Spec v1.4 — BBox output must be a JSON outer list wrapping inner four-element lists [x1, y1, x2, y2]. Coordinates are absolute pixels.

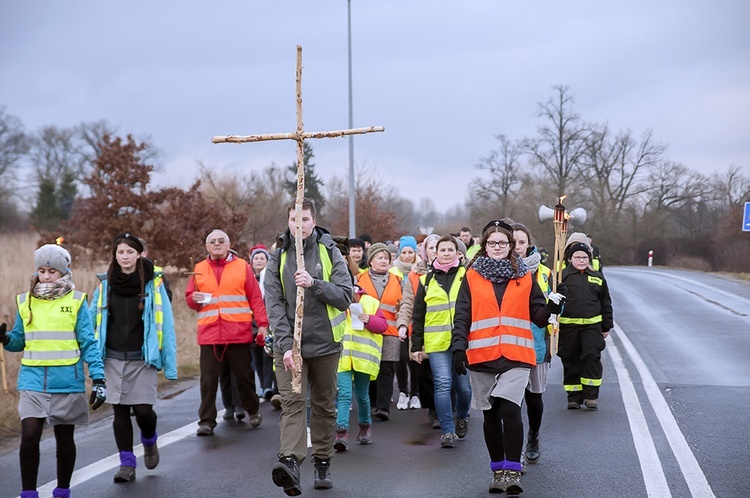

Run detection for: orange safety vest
[[194, 258, 253, 329], [357, 270, 403, 337], [465, 269, 535, 366]]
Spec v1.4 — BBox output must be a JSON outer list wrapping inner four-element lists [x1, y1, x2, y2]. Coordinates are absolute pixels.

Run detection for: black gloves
[[90, 379, 107, 410], [453, 350, 468, 376], [546, 296, 565, 315], [0, 322, 8, 345]]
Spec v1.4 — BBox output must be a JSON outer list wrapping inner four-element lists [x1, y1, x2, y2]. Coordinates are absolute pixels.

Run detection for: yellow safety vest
[[338, 294, 382, 379], [279, 243, 347, 342], [17, 290, 85, 366], [420, 267, 465, 353], [95, 280, 165, 350]]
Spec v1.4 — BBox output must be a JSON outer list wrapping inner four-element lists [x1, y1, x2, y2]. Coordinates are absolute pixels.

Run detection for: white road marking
[[607, 331, 672, 497], [34, 410, 225, 497], [613, 320, 716, 497]]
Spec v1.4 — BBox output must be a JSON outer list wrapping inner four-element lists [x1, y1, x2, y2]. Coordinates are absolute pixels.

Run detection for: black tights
[[524, 390, 544, 434], [482, 397, 524, 463], [20, 418, 75, 491], [112, 404, 157, 452]]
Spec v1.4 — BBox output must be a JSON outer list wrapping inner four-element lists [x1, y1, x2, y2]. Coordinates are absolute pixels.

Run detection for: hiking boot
[[356, 423, 372, 445], [567, 400, 581, 410], [272, 454, 301, 496], [396, 392, 409, 410], [334, 426, 349, 452], [408, 395, 421, 409], [222, 407, 235, 420], [235, 407, 246, 421], [440, 432, 457, 448], [248, 411, 262, 427], [196, 424, 214, 436], [143, 442, 159, 470], [504, 470, 523, 496], [373, 408, 389, 421], [489, 470, 506, 493], [270, 394, 282, 410], [312, 456, 333, 489], [584, 399, 598, 410], [456, 418, 469, 438], [113, 465, 136, 483], [525, 431, 540, 463]]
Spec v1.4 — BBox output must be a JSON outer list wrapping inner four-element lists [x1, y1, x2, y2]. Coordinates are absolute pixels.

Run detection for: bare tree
[[199, 161, 291, 249], [469, 134, 528, 220], [525, 85, 593, 197], [0, 108, 29, 230]]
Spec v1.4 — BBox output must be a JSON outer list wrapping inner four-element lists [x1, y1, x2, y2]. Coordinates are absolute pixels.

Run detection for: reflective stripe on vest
[[338, 294, 382, 379], [420, 267, 465, 353], [18, 290, 85, 367], [357, 270, 402, 337], [465, 270, 535, 366], [559, 315, 602, 325], [194, 258, 253, 328], [280, 243, 347, 342]]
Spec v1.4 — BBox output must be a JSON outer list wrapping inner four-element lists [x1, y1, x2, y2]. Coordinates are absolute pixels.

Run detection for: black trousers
[[199, 343, 258, 427], [558, 324, 606, 400]]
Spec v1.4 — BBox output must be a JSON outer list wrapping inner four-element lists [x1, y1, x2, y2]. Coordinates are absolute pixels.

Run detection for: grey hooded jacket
[[264, 226, 352, 359]]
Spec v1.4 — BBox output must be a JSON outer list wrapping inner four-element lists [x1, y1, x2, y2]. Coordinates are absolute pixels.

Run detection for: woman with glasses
[[451, 220, 562, 496], [558, 242, 613, 411]]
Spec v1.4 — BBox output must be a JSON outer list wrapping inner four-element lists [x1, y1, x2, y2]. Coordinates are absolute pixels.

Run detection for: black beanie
[[567, 242, 592, 260]]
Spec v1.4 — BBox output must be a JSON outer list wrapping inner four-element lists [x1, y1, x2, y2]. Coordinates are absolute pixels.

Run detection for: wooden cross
[[212, 45, 384, 393]]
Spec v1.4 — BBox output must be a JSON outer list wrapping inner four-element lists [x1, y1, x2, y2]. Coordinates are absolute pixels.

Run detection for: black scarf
[[109, 258, 154, 297], [471, 254, 529, 284]]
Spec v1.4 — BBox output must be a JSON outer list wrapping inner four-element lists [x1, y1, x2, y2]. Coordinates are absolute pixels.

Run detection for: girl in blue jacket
[[90, 233, 177, 484], [1, 244, 106, 498]]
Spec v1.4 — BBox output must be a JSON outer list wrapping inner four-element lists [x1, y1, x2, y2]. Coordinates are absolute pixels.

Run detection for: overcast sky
[[2, 1, 749, 214]]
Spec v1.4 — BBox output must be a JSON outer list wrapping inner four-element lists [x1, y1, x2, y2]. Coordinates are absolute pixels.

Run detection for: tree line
[[1, 85, 748, 272]]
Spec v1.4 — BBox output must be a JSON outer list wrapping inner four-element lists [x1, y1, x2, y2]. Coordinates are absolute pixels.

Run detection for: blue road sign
[[744, 202, 750, 232]]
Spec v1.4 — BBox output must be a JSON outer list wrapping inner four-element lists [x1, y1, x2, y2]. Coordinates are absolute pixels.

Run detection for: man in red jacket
[[185, 229, 269, 436]]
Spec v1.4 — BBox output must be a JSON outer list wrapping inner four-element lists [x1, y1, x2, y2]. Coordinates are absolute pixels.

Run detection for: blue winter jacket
[[5, 296, 105, 393], [90, 277, 178, 380]]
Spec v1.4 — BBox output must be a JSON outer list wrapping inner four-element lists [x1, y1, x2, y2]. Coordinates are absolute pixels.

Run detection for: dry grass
[[0, 232, 200, 440]]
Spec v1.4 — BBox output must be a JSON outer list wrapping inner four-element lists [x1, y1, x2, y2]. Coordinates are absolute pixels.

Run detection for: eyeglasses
[[572, 256, 589, 261], [208, 238, 227, 245], [486, 240, 509, 248]]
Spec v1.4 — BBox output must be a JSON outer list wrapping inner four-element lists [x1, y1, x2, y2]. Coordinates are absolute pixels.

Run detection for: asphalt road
[[0, 266, 748, 497]]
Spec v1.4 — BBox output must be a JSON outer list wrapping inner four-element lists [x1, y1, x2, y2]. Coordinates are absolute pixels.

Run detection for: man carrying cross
[[265, 198, 352, 495]]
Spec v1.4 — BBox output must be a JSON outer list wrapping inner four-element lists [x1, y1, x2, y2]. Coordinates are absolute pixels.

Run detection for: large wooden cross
[[212, 45, 384, 393]]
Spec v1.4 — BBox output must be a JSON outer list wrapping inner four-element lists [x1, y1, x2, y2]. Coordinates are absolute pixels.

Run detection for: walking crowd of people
[[1, 198, 612, 497]]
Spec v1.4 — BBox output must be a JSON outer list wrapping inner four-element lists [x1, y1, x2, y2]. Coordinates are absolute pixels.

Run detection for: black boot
[[312, 456, 332, 489], [271, 454, 301, 496], [525, 431, 540, 463]]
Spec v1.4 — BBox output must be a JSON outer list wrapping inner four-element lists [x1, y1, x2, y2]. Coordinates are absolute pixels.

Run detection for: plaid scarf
[[32, 273, 76, 300], [471, 254, 529, 284]]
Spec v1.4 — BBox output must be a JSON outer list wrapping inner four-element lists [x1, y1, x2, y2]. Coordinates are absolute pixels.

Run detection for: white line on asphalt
[[613, 320, 716, 498], [607, 330, 672, 497], [34, 411, 222, 497]]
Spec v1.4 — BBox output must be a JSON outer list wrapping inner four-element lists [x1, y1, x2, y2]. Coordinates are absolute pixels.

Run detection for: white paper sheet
[[349, 303, 365, 330]]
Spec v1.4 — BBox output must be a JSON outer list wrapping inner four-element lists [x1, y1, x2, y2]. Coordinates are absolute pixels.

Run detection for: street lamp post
[[347, 0, 356, 238]]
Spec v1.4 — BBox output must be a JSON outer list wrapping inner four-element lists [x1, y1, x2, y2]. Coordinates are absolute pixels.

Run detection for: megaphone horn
[[568, 207, 587, 227], [538, 205, 555, 223]]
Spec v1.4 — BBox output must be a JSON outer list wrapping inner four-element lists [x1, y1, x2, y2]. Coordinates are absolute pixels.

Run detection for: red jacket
[[185, 254, 268, 345]]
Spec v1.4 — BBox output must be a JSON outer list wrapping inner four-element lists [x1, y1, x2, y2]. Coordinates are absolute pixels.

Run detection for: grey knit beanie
[[34, 244, 71, 275]]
